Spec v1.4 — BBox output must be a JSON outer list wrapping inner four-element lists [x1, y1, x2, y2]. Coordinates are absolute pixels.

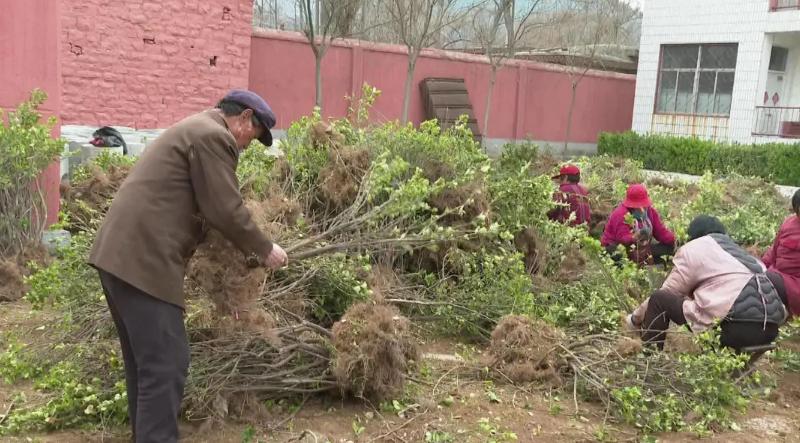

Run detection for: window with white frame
[[655, 44, 738, 116]]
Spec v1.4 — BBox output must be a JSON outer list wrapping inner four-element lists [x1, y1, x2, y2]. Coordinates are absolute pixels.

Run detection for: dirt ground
[[2, 302, 800, 443]]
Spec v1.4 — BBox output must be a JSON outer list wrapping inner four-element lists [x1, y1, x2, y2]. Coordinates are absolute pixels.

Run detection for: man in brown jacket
[[89, 90, 287, 443]]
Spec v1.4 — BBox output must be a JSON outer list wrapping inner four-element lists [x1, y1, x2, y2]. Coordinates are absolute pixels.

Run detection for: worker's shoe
[[621, 313, 641, 338]]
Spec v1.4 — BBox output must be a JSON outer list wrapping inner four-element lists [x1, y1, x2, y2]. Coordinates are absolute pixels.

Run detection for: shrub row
[[597, 131, 800, 186]]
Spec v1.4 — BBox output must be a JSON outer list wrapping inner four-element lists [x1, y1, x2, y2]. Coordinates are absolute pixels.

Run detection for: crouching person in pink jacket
[[627, 215, 788, 350]]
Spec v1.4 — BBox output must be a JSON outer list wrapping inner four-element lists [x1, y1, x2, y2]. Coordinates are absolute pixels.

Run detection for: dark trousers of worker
[[98, 270, 189, 443], [641, 286, 782, 351], [606, 242, 675, 266]]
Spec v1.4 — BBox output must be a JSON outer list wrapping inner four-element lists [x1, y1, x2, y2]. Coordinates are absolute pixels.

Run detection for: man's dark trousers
[[99, 270, 189, 443]]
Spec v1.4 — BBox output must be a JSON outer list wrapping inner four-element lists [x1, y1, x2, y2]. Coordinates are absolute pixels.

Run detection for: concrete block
[[127, 142, 146, 157], [42, 229, 71, 255]]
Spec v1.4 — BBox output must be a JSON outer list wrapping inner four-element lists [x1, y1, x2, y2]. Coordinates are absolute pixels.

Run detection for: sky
[[269, 0, 646, 11], [262, 0, 646, 23], [624, 0, 644, 10]]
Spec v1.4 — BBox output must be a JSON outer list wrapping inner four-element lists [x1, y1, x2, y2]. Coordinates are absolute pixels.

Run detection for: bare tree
[[515, 1, 640, 54], [472, 0, 546, 137], [253, 0, 282, 28], [556, 0, 639, 153], [385, 0, 476, 124], [298, 0, 362, 110]]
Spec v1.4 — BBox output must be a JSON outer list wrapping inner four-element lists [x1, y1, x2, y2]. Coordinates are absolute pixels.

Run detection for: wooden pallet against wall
[[419, 78, 482, 143]]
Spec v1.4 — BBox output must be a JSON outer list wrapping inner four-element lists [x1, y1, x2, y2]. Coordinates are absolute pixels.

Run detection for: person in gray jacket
[[627, 215, 788, 350]]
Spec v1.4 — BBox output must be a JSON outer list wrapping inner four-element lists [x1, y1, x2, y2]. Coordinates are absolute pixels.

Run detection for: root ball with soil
[[331, 302, 419, 401]]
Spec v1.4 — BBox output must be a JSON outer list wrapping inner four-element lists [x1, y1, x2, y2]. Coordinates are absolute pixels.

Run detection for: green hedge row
[[597, 131, 800, 186]]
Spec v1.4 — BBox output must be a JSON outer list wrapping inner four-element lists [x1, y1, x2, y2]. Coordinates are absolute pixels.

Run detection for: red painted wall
[[60, 0, 254, 128], [249, 29, 635, 143], [2, 2, 633, 227], [55, 4, 633, 144], [1, 0, 62, 225]]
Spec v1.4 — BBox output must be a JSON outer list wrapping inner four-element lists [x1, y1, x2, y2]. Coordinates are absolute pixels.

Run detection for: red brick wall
[[1, 0, 63, 225], [61, 0, 253, 128]]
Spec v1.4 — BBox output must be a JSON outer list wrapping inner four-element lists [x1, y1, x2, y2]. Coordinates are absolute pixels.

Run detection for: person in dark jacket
[[626, 215, 788, 350], [763, 189, 800, 318], [548, 164, 591, 226], [601, 183, 676, 265], [89, 90, 287, 443]]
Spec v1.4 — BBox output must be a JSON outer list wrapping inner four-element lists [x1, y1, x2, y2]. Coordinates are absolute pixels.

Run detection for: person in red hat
[[601, 183, 675, 265], [547, 164, 591, 226]]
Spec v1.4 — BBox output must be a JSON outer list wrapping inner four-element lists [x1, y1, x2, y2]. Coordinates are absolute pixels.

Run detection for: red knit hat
[[622, 183, 652, 208], [551, 164, 580, 179]]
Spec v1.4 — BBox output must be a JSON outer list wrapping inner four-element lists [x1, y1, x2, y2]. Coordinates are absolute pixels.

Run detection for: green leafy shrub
[[772, 319, 800, 371], [598, 131, 800, 186], [365, 117, 487, 182], [0, 351, 126, 435], [489, 146, 555, 232], [0, 339, 43, 383], [283, 84, 381, 185], [493, 142, 539, 172], [568, 151, 785, 248], [773, 349, 800, 372], [611, 331, 751, 436], [535, 281, 624, 334], [363, 151, 448, 219], [237, 142, 277, 199], [660, 172, 785, 246], [423, 250, 534, 340], [489, 141, 593, 279], [573, 154, 645, 215], [346, 83, 382, 129], [25, 232, 103, 311], [70, 150, 136, 183], [576, 154, 645, 187], [2, 226, 125, 435], [306, 254, 371, 326], [533, 236, 649, 333], [281, 110, 333, 192], [0, 89, 65, 255]]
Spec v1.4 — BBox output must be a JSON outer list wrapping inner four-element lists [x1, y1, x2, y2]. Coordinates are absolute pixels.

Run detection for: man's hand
[[263, 243, 288, 270]]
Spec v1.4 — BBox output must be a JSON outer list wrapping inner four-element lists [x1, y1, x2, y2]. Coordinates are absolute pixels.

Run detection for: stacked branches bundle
[[1, 89, 790, 436], [486, 315, 755, 435], [3, 104, 501, 430]]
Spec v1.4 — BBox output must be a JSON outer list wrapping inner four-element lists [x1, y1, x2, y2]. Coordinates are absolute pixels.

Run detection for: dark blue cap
[[222, 89, 276, 146]]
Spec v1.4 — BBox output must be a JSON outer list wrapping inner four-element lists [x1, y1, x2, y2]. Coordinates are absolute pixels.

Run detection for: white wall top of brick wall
[[61, 125, 164, 146]]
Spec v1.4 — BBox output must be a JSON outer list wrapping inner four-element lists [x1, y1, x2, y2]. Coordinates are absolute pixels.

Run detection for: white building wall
[[770, 33, 800, 105], [632, 0, 800, 145], [787, 47, 800, 104], [766, 8, 800, 33]]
